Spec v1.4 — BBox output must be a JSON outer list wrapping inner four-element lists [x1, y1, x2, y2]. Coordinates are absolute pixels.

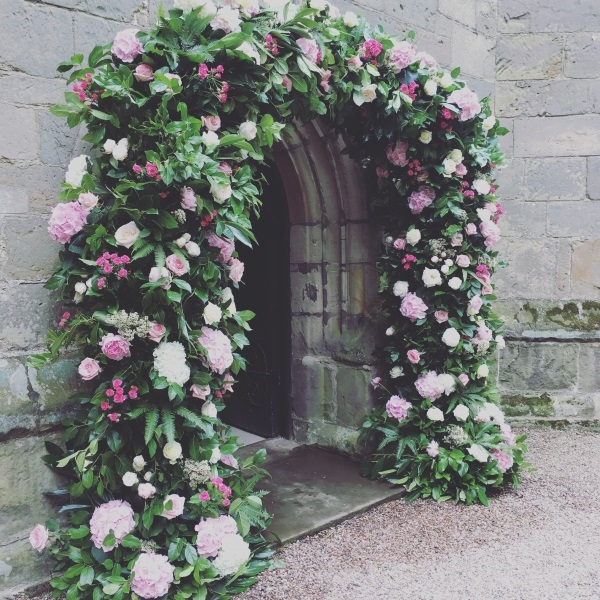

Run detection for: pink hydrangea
[[415, 371, 445, 401], [180, 187, 197, 210], [479, 220, 501, 249], [111, 29, 143, 63], [229, 258, 244, 283], [407, 349, 421, 364], [447, 87, 482, 121], [408, 186, 435, 214], [297, 37, 320, 63], [386, 41, 417, 73], [400, 293, 428, 321], [491, 449, 514, 473], [89, 500, 135, 551], [131, 553, 175, 599], [48, 202, 87, 244], [426, 440, 439, 457], [362, 39, 383, 59], [386, 140, 409, 167], [100, 333, 131, 361], [162, 494, 185, 520], [199, 326, 234, 374], [386, 395, 412, 421], [206, 231, 235, 263], [195, 515, 238, 557]]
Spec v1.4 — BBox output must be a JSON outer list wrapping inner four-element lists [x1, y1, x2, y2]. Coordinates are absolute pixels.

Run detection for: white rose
[[103, 139, 117, 154], [482, 115, 496, 131], [176, 233, 191, 247], [361, 83, 377, 103], [114, 221, 140, 248], [441, 265, 450, 274], [74, 281, 87, 294], [385, 326, 395, 336], [423, 79, 437, 96], [422, 268, 442, 288], [238, 121, 258, 141], [210, 447, 222, 464], [163, 442, 182, 464], [309, 0, 326, 10], [437, 373, 456, 395], [202, 130, 220, 147], [203, 302, 222, 325], [431, 256, 439, 263], [85, 278, 93, 288], [390, 366, 403, 379], [467, 444, 489, 463], [184, 241, 200, 257], [201, 401, 218, 418], [477, 208, 492, 221], [443, 158, 457, 176], [476, 364, 490, 378], [426, 407, 444, 422], [445, 259, 453, 266], [221, 287, 237, 314], [448, 277, 462, 290], [472, 179, 491, 195], [210, 182, 232, 203], [419, 130, 432, 144], [495, 335, 506, 349], [65, 154, 89, 187], [439, 71, 453, 88], [138, 482, 156, 499], [406, 229, 421, 245], [393, 281, 409, 298], [449, 149, 463, 163], [442, 327, 461, 347], [132, 455, 146, 472], [111, 141, 128, 161], [122, 472, 138, 487], [144, 471, 153, 482], [237, 41, 260, 64], [453, 404, 470, 421], [343, 11, 358, 27]]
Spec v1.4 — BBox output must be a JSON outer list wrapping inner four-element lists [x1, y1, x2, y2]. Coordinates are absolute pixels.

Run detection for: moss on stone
[[501, 393, 554, 417]]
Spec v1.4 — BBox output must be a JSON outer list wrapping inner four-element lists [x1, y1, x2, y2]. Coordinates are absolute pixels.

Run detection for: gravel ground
[[16, 428, 600, 600]]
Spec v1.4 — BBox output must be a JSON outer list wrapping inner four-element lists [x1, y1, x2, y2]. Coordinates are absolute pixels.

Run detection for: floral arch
[[28, 0, 527, 598]]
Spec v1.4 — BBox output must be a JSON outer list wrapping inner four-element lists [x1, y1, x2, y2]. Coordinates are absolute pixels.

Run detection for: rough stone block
[[476, 0, 498, 36], [572, 240, 600, 297], [438, 0, 477, 29], [335, 365, 375, 428], [73, 12, 133, 67], [290, 225, 322, 264], [38, 112, 82, 167], [556, 394, 597, 419], [0, 162, 64, 213], [588, 157, 600, 200], [498, 342, 579, 392], [514, 115, 600, 157], [546, 201, 600, 237], [495, 158, 525, 199], [0, 106, 38, 161], [0, 74, 66, 107], [451, 25, 496, 79], [346, 263, 379, 316], [0, 537, 53, 595], [0, 357, 36, 436], [345, 222, 379, 264], [291, 315, 324, 359], [290, 268, 323, 315], [0, 187, 29, 214], [38, 0, 147, 22], [496, 34, 563, 80], [382, 0, 439, 31], [290, 356, 327, 420], [577, 344, 600, 393], [0, 216, 59, 280], [497, 199, 546, 238], [500, 392, 556, 417], [565, 33, 600, 79], [524, 158, 586, 201]]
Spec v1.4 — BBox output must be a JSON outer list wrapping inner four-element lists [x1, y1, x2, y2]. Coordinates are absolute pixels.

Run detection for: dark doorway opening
[[222, 164, 291, 439]]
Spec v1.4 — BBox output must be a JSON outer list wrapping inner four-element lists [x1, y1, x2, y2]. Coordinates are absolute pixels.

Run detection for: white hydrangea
[[392, 280, 409, 298], [422, 267, 442, 288], [65, 155, 89, 187], [153, 341, 191, 386], [212, 534, 251, 577]]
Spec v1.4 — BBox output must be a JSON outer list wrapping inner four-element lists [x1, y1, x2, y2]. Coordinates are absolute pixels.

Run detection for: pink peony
[[165, 254, 189, 276], [148, 323, 166, 343], [162, 494, 185, 520], [297, 37, 320, 63], [480, 220, 501, 248], [190, 384, 210, 399], [447, 87, 482, 121], [475, 323, 493, 342], [386, 395, 412, 421], [434, 310, 449, 323], [229, 258, 244, 283], [491, 449, 514, 473], [407, 349, 421, 364], [111, 29, 143, 63], [458, 373, 469, 385], [134, 64, 154, 82], [78, 357, 102, 380], [206, 231, 235, 263], [465, 222, 477, 236], [100, 334, 131, 361], [131, 553, 175, 599], [195, 515, 238, 557], [408, 186, 435, 214], [48, 202, 87, 244], [89, 500, 135, 551], [456, 254, 470, 268], [199, 326, 234, 374], [400, 293, 428, 321], [386, 140, 409, 167], [426, 440, 439, 458], [29, 524, 49, 552], [78, 192, 99, 213], [415, 371, 445, 401], [202, 115, 221, 131], [180, 187, 197, 210], [387, 41, 417, 73]]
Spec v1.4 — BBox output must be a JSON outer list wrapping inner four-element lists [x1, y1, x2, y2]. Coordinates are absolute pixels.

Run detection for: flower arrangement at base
[[29, 0, 527, 596]]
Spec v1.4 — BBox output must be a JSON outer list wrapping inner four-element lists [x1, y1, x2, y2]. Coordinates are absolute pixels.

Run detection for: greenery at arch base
[[29, 0, 528, 597]]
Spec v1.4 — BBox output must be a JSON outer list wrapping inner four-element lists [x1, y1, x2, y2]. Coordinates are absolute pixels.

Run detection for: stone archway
[[274, 121, 382, 454]]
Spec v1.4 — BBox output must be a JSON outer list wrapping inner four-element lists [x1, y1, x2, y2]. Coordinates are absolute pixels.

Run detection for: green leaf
[[161, 409, 176, 443], [145, 407, 160, 445]]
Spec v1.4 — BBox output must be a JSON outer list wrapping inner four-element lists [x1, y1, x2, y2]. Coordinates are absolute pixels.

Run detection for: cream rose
[[448, 277, 462, 290], [419, 130, 432, 144], [453, 404, 470, 421], [361, 83, 377, 103], [426, 407, 444, 422], [393, 280, 409, 298], [343, 11, 358, 27], [114, 221, 140, 248], [210, 182, 233, 203], [203, 302, 222, 325], [201, 401, 218, 418], [423, 79, 437, 96], [477, 364, 490, 378], [406, 228, 421, 245], [422, 268, 442, 288], [442, 327, 461, 347], [238, 121, 258, 141], [163, 442, 183, 464], [133, 456, 146, 472], [122, 472, 138, 487]]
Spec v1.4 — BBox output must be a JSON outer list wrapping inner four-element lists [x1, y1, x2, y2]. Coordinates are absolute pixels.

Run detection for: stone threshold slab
[[238, 438, 404, 544]]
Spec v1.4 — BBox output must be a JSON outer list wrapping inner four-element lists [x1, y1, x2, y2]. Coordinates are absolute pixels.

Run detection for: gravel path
[[16, 428, 600, 600]]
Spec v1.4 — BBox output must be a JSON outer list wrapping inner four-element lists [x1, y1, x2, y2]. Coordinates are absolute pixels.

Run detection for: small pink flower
[[320, 69, 332, 93], [456, 254, 470, 268], [455, 163, 467, 177], [362, 39, 383, 59], [218, 162, 232, 177], [199, 491, 211, 502], [222, 498, 231, 507], [434, 310, 449, 323], [162, 494, 185, 520], [222, 374, 235, 393], [198, 63, 209, 79], [138, 483, 156, 499], [450, 233, 463, 247], [133, 164, 143, 174], [458, 373, 469, 385], [145, 162, 158, 178], [78, 357, 102, 381], [165, 254, 189, 276], [108, 413, 120, 422], [148, 323, 167, 343], [100, 401, 111, 411], [447, 87, 481, 121], [407, 349, 421, 364], [117, 268, 128, 278], [347, 55, 363, 69], [114, 393, 126, 403], [206, 232, 235, 263], [370, 376, 381, 389], [386, 140, 409, 167], [281, 75, 292, 92], [202, 115, 221, 131], [100, 334, 131, 361], [393, 238, 406, 250], [220, 454, 239, 469], [465, 223, 477, 236], [134, 64, 154, 82], [111, 29, 143, 63], [228, 258, 244, 283], [78, 192, 99, 213]]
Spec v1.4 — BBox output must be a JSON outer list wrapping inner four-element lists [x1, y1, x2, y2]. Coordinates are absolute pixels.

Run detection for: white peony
[[476, 363, 490, 378], [111, 138, 129, 161], [65, 155, 89, 187], [201, 401, 218, 418], [153, 341, 191, 386], [210, 6, 242, 33], [103, 139, 117, 154], [237, 41, 260, 64], [132, 456, 146, 472], [419, 130, 432, 144], [472, 179, 491, 195], [467, 444, 489, 463], [448, 277, 462, 290], [423, 79, 437, 96], [343, 11, 358, 27], [453, 404, 470, 421], [439, 71, 453, 88], [495, 335, 506, 349], [203, 302, 222, 326], [422, 268, 442, 288], [202, 131, 220, 147], [406, 228, 421, 245], [482, 115, 496, 131], [212, 534, 251, 577], [163, 442, 183, 463], [122, 472, 138, 487], [238, 121, 258, 140], [390, 366, 403, 379], [442, 327, 461, 347], [392, 280, 409, 298], [437, 373, 456, 395], [426, 407, 444, 422], [210, 182, 233, 204]]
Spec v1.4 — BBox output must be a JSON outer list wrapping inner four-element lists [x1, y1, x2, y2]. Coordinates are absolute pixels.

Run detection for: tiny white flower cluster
[[153, 341, 191, 386], [182, 459, 212, 488], [106, 310, 152, 341]]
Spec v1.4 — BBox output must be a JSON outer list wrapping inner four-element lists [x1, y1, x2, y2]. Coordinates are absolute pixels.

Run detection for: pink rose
[[206, 231, 235, 263], [400, 293, 428, 321], [131, 553, 175, 600], [386, 395, 412, 421], [407, 349, 421, 364], [387, 41, 417, 73], [198, 326, 234, 374], [482, 283, 493, 295], [29, 524, 49, 552], [456, 254, 470, 268], [415, 371, 445, 401], [282, 75, 292, 92], [348, 55, 363, 69], [149, 266, 172, 289], [180, 187, 197, 210], [162, 494, 185, 520], [465, 223, 477, 236], [78, 192, 99, 213], [165, 254, 189, 276], [455, 163, 467, 177], [148, 323, 166, 343], [90, 500, 135, 551], [469, 295, 483, 314], [202, 115, 221, 131], [228, 258, 244, 283], [78, 357, 102, 380], [386, 140, 409, 167], [48, 202, 87, 244], [447, 87, 481, 121], [393, 238, 406, 250], [195, 515, 238, 557], [297, 37, 320, 63], [408, 186, 435, 215], [458, 373, 469, 385], [146, 162, 159, 178], [450, 233, 463, 247], [480, 220, 501, 248], [190, 384, 210, 399], [100, 333, 131, 361], [134, 64, 154, 82], [434, 310, 449, 323], [111, 29, 143, 63]]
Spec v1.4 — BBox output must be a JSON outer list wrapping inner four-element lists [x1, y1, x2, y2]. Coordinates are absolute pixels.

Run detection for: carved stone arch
[[272, 120, 381, 453]]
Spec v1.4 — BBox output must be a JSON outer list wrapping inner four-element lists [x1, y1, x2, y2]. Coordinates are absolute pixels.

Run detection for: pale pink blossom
[[78, 192, 99, 213], [195, 515, 238, 557], [190, 384, 211, 399], [134, 64, 154, 82], [386, 140, 409, 167], [458, 373, 469, 385], [148, 323, 166, 343], [111, 29, 143, 63], [468, 295, 483, 314], [29, 524, 49, 552], [138, 483, 156, 499], [386, 395, 412, 421], [282, 75, 293, 92], [90, 500, 135, 551], [202, 115, 221, 131], [491, 449, 514, 472], [434, 310, 449, 323], [229, 258, 244, 283], [180, 187, 197, 210], [78, 357, 102, 380], [100, 334, 131, 361], [400, 293, 428, 321], [456, 254, 470, 268], [480, 220, 501, 248], [455, 163, 467, 177], [199, 326, 234, 374], [447, 87, 482, 121], [450, 233, 463, 247], [415, 371, 445, 401], [465, 222, 477, 236], [48, 202, 87, 244], [223, 373, 235, 393], [131, 553, 175, 599], [165, 254, 189, 276], [162, 494, 185, 520], [407, 349, 421, 364], [206, 231, 235, 263], [297, 37, 320, 63], [393, 238, 406, 250], [320, 69, 332, 92], [426, 440, 439, 457]]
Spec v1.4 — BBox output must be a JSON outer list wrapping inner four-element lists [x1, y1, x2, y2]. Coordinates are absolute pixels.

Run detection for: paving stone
[[0, 358, 36, 436], [0, 162, 64, 212], [451, 25, 496, 80], [38, 112, 81, 167], [0, 74, 66, 107], [37, 0, 146, 22], [497, 34, 564, 80], [497, 199, 546, 238]]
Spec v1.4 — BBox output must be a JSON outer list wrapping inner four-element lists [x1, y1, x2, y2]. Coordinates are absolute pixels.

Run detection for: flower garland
[[28, 0, 527, 597]]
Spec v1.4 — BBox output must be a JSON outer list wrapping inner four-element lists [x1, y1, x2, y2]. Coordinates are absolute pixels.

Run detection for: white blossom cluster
[[444, 425, 469, 448], [106, 310, 152, 341], [182, 459, 212, 488], [153, 341, 191, 386]]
